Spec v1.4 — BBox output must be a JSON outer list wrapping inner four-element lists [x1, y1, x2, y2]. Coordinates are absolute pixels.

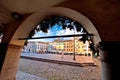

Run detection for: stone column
[[0, 43, 8, 72], [99, 42, 120, 80], [0, 44, 22, 80]]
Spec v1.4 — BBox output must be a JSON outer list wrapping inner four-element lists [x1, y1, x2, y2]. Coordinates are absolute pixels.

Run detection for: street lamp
[[73, 22, 76, 60], [73, 36, 76, 60]]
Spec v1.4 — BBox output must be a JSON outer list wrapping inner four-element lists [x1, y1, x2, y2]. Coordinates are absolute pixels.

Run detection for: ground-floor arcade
[[0, 6, 120, 80]]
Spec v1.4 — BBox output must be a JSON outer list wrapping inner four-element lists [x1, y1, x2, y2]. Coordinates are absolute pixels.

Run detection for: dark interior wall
[[56, 0, 120, 41], [0, 14, 31, 72], [0, 43, 8, 71]]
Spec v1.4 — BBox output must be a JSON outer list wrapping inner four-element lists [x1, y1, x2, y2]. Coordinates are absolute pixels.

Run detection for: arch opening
[[23, 16, 95, 56], [24, 15, 99, 57]]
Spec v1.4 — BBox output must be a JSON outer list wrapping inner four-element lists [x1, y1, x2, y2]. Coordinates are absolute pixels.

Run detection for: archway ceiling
[[0, 0, 67, 33], [0, 0, 120, 41]]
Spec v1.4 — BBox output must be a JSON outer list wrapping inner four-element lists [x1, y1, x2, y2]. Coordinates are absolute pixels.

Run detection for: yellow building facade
[[51, 38, 86, 55]]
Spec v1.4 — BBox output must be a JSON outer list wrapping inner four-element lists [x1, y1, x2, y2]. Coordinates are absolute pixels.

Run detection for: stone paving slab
[[21, 52, 96, 67], [21, 52, 94, 64]]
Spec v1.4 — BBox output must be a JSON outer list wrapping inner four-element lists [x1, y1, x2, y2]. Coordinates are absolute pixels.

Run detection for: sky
[[28, 24, 83, 42]]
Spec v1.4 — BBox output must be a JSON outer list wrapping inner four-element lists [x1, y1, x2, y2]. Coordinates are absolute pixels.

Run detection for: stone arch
[[11, 7, 101, 46]]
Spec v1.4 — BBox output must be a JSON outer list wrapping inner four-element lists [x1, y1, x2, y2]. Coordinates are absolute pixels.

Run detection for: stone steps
[[21, 56, 97, 67]]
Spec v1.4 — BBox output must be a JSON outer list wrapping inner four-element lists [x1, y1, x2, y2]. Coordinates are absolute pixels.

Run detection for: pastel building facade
[[23, 38, 92, 57]]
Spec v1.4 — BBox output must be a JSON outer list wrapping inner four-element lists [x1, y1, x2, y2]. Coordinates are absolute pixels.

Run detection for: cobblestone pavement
[[16, 70, 47, 80], [17, 58, 102, 80]]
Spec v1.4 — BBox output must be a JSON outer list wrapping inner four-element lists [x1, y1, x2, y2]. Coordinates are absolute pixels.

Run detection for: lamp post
[[73, 22, 76, 60], [73, 36, 76, 60]]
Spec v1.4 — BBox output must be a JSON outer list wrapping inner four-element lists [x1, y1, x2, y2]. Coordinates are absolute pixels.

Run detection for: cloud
[[28, 38, 54, 42], [56, 28, 74, 35], [30, 25, 83, 42]]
